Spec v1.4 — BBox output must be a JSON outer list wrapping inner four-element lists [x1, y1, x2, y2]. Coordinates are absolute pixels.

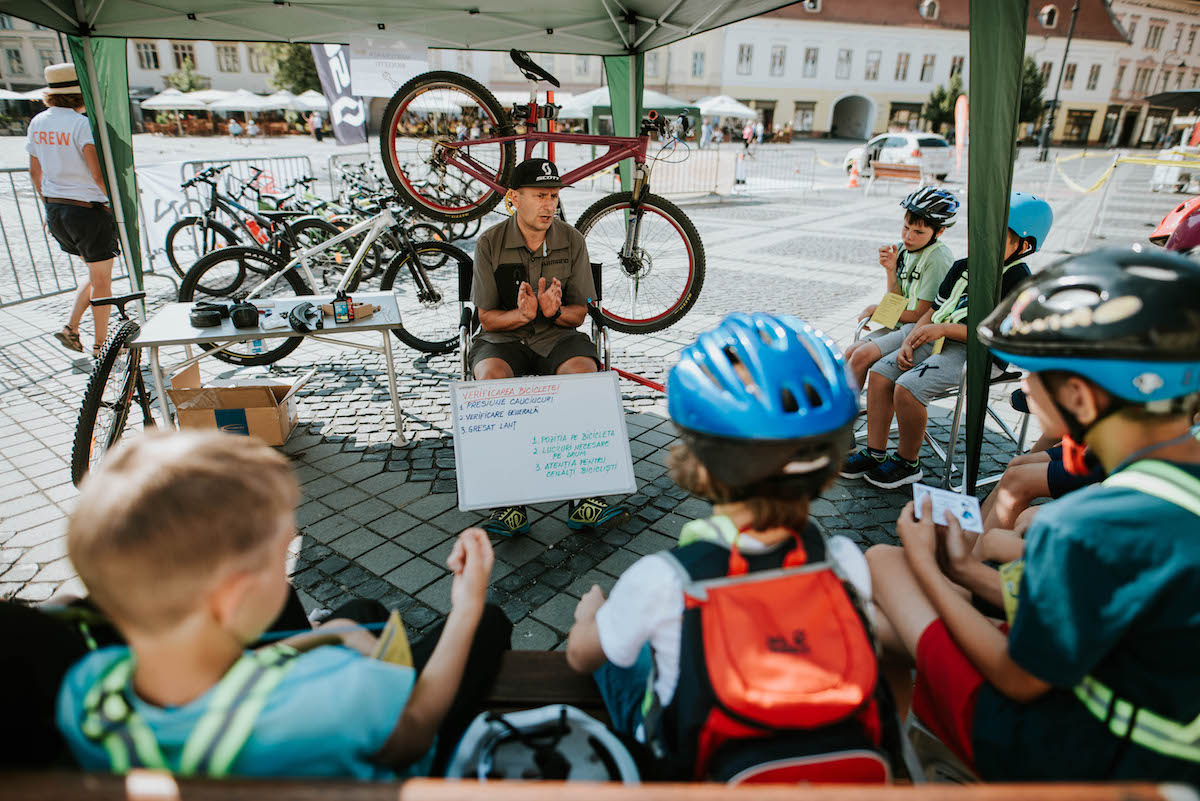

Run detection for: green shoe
[[567, 497, 630, 531], [480, 506, 530, 537]]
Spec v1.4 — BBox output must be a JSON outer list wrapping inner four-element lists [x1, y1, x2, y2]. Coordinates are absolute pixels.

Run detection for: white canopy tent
[[0, 88, 28, 101], [186, 89, 233, 104], [696, 94, 757, 119], [140, 88, 209, 111], [263, 89, 306, 111], [206, 89, 276, 113], [296, 90, 329, 112], [557, 86, 696, 119]]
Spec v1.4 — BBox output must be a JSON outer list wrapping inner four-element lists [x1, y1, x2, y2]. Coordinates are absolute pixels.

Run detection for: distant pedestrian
[[27, 63, 119, 360], [228, 118, 243, 142], [700, 118, 712, 149], [742, 122, 753, 150], [307, 111, 324, 142], [754, 119, 764, 144], [246, 119, 259, 140]]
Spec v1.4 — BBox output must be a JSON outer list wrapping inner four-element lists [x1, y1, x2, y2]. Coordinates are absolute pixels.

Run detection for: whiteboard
[[450, 372, 638, 511]]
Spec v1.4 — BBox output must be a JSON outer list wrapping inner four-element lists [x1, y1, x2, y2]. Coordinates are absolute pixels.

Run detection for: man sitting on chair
[[470, 158, 630, 538]]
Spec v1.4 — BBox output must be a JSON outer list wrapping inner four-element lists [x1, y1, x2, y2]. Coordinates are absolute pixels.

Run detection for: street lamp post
[[1037, 1, 1081, 162]]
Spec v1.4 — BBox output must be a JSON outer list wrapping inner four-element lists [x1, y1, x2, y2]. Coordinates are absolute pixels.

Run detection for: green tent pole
[[70, 34, 143, 307], [965, 0, 1029, 493], [603, 54, 644, 193]]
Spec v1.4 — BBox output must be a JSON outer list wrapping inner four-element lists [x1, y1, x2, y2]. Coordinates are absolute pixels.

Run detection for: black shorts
[[46, 202, 119, 263], [1045, 445, 1106, 499], [469, 331, 599, 376]]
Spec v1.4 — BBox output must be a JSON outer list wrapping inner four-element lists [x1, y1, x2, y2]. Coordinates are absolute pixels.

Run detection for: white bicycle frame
[[241, 207, 399, 300]]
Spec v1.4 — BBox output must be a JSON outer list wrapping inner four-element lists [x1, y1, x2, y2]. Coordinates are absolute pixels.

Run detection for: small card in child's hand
[[869, 292, 907, 330], [371, 610, 414, 667], [912, 483, 983, 533]]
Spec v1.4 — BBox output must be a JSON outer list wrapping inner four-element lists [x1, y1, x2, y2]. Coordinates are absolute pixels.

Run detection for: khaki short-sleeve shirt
[[472, 216, 596, 357]]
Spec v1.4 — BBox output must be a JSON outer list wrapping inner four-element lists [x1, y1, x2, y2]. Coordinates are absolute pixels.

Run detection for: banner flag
[[312, 44, 368, 146]]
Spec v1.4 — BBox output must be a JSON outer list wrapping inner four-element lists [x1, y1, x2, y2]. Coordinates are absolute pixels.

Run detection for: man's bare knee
[[473, 358, 514, 381], [556, 356, 598, 375]]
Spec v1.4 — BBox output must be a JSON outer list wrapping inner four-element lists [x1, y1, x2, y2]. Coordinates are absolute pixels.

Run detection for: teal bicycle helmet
[[1007, 191, 1054, 253]]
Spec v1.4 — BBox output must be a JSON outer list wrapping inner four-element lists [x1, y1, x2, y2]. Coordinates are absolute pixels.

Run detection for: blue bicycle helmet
[[1008, 191, 1054, 253], [668, 313, 859, 491], [901, 186, 959, 228], [980, 248, 1200, 408]]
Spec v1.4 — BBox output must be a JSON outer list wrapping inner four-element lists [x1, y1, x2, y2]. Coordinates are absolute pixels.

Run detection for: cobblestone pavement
[[0, 139, 1183, 648]]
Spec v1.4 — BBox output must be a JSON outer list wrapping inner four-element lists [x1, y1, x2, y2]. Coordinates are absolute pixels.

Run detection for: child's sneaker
[[865, 454, 923, 489], [481, 506, 530, 537], [567, 497, 629, 530], [839, 448, 886, 479]]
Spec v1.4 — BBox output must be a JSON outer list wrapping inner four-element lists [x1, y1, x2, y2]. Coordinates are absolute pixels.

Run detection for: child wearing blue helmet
[[842, 191, 1054, 489], [566, 313, 890, 779], [868, 248, 1200, 782]]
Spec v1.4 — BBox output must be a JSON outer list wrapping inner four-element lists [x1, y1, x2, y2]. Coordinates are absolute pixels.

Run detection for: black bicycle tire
[[447, 215, 482, 241], [407, 223, 450, 267], [379, 71, 515, 224], [179, 246, 312, 366], [379, 240, 468, 354], [574, 191, 706, 334], [71, 320, 143, 486], [165, 216, 240, 279], [287, 216, 366, 292]]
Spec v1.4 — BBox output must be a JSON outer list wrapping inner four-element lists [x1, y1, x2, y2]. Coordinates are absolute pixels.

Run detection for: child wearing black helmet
[[845, 186, 958, 389], [566, 313, 889, 780], [843, 191, 1053, 489], [867, 248, 1200, 783]]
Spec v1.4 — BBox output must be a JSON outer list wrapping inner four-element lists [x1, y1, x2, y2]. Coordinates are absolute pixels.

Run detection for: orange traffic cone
[[848, 162, 861, 189]]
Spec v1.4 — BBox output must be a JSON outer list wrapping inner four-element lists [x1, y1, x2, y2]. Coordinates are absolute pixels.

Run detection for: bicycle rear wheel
[[574, 191, 706, 334], [288, 216, 369, 292], [380, 71, 515, 224], [179, 246, 312, 366], [165, 216, 240, 279], [380, 241, 469, 354], [71, 320, 148, 486]]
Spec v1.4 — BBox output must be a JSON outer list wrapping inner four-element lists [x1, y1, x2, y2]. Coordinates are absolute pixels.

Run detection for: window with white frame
[[1133, 67, 1153, 93], [575, 56, 589, 76], [1114, 64, 1125, 91], [920, 53, 935, 82], [770, 45, 785, 77], [1062, 62, 1076, 89], [1176, 70, 1185, 89], [171, 41, 195, 70], [950, 55, 964, 77], [645, 52, 659, 77], [0, 15, 12, 30], [1190, 27, 1198, 53], [1040, 61, 1052, 83], [793, 101, 815, 132], [134, 41, 159, 71], [1127, 17, 1139, 39], [1193, 70, 1200, 88], [1086, 64, 1101, 91], [216, 44, 240, 73], [1174, 24, 1184, 51], [5, 48, 24, 76], [836, 49, 852, 79], [895, 52, 910, 81], [865, 50, 880, 81], [38, 48, 55, 69], [247, 46, 267, 73], [691, 50, 704, 78], [737, 44, 753, 75], [803, 47, 818, 78], [1146, 23, 1165, 50]]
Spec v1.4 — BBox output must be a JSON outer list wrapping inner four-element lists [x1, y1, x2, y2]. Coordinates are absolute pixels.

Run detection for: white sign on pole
[[450, 372, 638, 511], [348, 35, 430, 98]]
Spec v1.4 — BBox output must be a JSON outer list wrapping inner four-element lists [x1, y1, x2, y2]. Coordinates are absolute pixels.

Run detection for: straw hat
[[43, 62, 81, 95]]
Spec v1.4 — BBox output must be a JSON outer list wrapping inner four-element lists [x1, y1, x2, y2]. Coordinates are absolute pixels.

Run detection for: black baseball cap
[[510, 158, 564, 189]]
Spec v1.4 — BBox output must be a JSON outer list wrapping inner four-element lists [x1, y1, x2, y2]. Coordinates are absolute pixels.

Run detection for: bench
[[865, 162, 927, 196], [487, 650, 607, 721]]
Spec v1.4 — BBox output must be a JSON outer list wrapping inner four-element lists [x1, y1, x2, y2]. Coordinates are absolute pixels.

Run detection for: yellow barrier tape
[[1055, 151, 1115, 163], [817, 157, 839, 167], [1114, 156, 1200, 169], [1056, 160, 1118, 193], [1053, 154, 1200, 194]]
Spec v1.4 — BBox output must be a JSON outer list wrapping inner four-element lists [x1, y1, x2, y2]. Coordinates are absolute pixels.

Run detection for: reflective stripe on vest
[[931, 260, 1025, 326], [1071, 459, 1200, 764], [80, 644, 299, 776], [897, 241, 949, 312]]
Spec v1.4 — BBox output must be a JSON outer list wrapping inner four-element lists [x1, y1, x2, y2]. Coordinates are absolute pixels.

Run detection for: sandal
[[54, 326, 83, 353]]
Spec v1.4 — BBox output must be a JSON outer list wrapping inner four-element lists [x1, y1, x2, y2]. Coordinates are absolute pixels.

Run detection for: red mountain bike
[[380, 49, 705, 334]]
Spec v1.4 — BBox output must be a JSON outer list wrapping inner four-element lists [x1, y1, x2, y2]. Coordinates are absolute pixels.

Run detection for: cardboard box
[[167, 365, 314, 446]]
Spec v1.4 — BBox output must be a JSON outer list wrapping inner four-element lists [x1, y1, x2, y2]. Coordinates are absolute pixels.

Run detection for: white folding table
[[132, 292, 408, 445]]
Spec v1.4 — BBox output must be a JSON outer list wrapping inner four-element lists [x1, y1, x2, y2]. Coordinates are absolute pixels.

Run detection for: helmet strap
[[1060, 434, 1092, 476], [1046, 376, 1125, 476]]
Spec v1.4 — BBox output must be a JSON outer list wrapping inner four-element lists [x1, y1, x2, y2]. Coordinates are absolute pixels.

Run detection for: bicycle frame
[[243, 207, 398, 300], [435, 130, 650, 196]]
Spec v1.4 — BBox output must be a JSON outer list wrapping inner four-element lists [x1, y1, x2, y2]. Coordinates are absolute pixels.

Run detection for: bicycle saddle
[[509, 49, 560, 87], [89, 292, 146, 311]]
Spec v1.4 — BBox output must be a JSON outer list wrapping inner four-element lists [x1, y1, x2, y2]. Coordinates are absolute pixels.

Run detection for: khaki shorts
[[469, 331, 599, 376], [859, 323, 913, 357], [869, 338, 1003, 406]]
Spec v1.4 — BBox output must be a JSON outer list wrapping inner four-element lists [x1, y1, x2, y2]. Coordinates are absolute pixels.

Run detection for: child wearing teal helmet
[[868, 247, 1200, 782]]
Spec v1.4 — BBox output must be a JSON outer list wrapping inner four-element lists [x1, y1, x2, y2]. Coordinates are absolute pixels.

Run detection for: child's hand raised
[[878, 244, 898, 271], [447, 527, 494, 616]]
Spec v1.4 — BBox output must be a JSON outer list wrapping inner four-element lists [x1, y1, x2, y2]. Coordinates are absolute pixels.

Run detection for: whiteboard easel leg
[[382, 330, 407, 446]]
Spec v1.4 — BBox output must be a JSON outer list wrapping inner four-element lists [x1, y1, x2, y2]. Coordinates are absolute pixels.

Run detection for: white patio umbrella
[[696, 95, 757, 119], [22, 88, 48, 100], [0, 88, 27, 100], [263, 89, 305, 111], [140, 88, 209, 110], [185, 88, 232, 104], [206, 89, 273, 112], [296, 89, 328, 112]]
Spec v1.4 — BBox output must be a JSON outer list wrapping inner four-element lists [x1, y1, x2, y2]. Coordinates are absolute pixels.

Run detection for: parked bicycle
[[178, 197, 466, 365], [164, 165, 350, 280], [70, 292, 157, 486], [379, 49, 706, 333]]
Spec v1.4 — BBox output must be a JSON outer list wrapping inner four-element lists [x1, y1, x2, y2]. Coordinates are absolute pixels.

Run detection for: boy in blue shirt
[[56, 430, 502, 779], [842, 192, 1053, 489], [845, 186, 958, 389], [867, 248, 1200, 782]]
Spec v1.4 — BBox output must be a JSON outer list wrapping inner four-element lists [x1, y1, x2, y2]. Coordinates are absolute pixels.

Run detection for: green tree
[[265, 43, 321, 95], [164, 57, 209, 92], [1019, 55, 1048, 124], [923, 73, 964, 134]]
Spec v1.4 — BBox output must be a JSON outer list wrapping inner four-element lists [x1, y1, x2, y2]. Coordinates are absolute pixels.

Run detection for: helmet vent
[[803, 381, 825, 408], [780, 388, 800, 413]]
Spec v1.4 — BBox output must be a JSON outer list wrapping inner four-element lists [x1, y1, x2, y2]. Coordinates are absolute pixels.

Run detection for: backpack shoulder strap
[[1103, 459, 1200, 518], [80, 653, 170, 773]]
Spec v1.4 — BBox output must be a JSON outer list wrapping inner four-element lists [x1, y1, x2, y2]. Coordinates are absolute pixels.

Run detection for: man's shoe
[[480, 506, 530, 537], [840, 448, 886, 479], [864, 454, 924, 489], [567, 497, 630, 530]]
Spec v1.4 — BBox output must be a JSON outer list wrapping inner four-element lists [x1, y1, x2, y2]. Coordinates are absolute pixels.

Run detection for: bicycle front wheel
[[380, 241, 469, 354], [574, 192, 706, 334], [380, 71, 515, 224], [179, 246, 312, 366], [165, 216, 240, 279], [287, 216, 368, 292], [71, 320, 147, 486]]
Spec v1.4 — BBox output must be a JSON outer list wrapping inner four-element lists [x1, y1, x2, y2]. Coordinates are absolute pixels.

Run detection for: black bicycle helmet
[[979, 247, 1200, 408], [900, 186, 959, 228]]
